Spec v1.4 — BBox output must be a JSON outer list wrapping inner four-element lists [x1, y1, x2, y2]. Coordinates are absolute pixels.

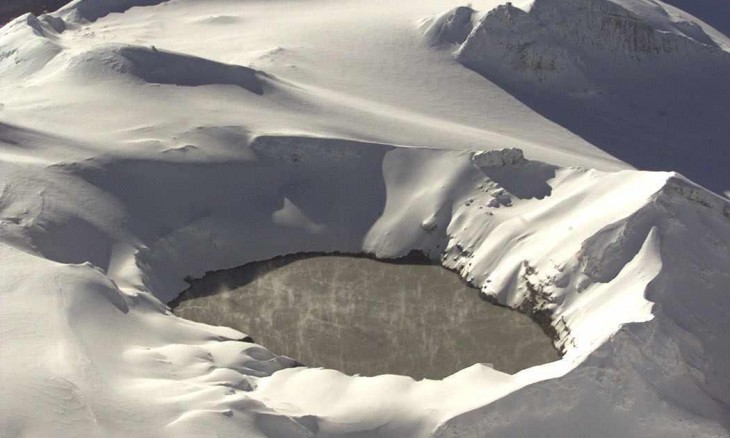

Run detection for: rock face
[[471, 148, 526, 168]]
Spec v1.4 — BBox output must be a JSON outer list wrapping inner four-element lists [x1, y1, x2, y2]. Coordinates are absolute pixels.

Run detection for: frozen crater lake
[[171, 254, 560, 379]]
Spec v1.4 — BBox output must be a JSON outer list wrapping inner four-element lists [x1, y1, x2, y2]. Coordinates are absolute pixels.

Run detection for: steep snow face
[[1, 0, 730, 436]]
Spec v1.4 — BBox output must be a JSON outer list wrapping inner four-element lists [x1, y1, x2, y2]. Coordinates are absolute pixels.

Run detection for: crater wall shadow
[[70, 136, 391, 301]]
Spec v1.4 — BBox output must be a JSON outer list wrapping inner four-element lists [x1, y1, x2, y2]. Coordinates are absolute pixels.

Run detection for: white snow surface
[[1, 0, 729, 437]]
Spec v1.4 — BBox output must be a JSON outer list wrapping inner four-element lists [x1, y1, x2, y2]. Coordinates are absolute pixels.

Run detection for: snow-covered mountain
[[1, 0, 729, 437], [423, 0, 730, 195]]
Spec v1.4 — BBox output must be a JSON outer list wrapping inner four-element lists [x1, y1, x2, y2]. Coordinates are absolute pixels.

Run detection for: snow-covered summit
[[457, 0, 727, 90]]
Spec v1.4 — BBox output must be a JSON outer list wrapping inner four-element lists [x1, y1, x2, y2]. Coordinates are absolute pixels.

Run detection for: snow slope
[[1, 0, 730, 437]]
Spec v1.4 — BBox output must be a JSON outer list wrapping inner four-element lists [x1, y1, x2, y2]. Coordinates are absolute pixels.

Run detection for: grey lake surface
[[171, 254, 559, 379]]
